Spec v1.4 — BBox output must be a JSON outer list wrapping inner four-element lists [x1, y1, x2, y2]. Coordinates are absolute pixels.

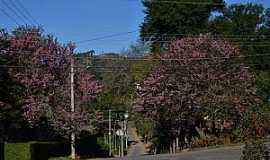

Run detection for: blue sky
[[1, 0, 270, 53]]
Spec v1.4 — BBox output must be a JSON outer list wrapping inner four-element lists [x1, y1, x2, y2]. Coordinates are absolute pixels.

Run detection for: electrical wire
[[1, 53, 270, 68], [8, 0, 34, 25], [0, 7, 20, 26], [10, 30, 270, 38], [16, 0, 39, 25], [0, 0, 28, 24], [75, 30, 137, 44], [133, 0, 225, 6]]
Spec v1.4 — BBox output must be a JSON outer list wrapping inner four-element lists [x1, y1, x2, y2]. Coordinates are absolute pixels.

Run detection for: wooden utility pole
[[70, 58, 76, 159]]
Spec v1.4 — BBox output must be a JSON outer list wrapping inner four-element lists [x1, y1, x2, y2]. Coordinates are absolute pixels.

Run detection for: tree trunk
[[170, 141, 173, 154], [173, 139, 176, 153], [176, 137, 179, 151], [71, 132, 76, 159]]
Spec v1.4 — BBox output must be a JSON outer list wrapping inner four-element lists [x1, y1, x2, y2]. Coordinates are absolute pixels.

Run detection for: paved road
[[126, 127, 147, 157], [91, 145, 243, 160]]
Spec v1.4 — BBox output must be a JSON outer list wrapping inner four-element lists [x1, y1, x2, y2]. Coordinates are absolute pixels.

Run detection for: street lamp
[[124, 112, 129, 149], [124, 112, 129, 119]]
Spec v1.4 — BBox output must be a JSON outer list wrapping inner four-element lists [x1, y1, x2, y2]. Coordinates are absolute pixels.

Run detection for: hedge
[[4, 142, 70, 160], [5, 143, 31, 160]]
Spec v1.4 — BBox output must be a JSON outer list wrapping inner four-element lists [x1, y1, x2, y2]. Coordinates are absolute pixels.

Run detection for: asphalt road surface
[[91, 145, 243, 160], [126, 127, 147, 158], [92, 125, 247, 160]]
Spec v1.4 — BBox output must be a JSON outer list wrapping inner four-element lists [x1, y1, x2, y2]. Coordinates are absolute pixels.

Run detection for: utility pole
[[124, 119, 127, 149], [70, 58, 76, 160], [114, 121, 116, 153], [121, 120, 124, 157], [109, 109, 112, 157]]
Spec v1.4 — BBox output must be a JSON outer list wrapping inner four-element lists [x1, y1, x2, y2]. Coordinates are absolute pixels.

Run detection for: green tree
[[210, 3, 264, 35], [140, 0, 225, 53], [0, 29, 25, 143]]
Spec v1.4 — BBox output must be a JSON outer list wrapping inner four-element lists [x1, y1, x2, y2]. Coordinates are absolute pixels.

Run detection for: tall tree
[[210, 3, 264, 35], [140, 0, 225, 53]]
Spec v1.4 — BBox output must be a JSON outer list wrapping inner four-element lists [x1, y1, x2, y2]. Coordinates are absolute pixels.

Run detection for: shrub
[[97, 137, 109, 151], [30, 141, 70, 160], [76, 134, 109, 158]]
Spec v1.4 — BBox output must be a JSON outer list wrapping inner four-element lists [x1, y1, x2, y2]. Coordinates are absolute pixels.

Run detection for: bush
[[4, 141, 70, 160], [190, 136, 233, 149], [97, 137, 109, 151], [75, 134, 109, 158], [241, 140, 264, 160], [30, 141, 70, 160]]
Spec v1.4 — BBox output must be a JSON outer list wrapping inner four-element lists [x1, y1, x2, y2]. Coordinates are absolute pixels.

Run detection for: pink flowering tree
[[134, 34, 260, 152], [7, 27, 102, 150]]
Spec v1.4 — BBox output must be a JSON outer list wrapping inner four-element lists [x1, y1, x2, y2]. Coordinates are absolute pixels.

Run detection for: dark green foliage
[[241, 140, 265, 160], [96, 137, 109, 152], [210, 3, 264, 35], [140, 0, 224, 53], [76, 52, 135, 125], [210, 3, 270, 68], [134, 116, 154, 143], [0, 29, 9, 50], [76, 133, 109, 158], [0, 28, 25, 143], [30, 142, 70, 160]]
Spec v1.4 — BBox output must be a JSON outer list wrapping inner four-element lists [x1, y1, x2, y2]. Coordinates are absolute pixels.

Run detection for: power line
[[0, 0, 28, 25], [73, 39, 270, 45], [138, 0, 225, 6], [0, 7, 20, 26], [6, 30, 270, 43], [10, 30, 270, 38], [0, 62, 269, 73], [7, 39, 270, 48], [16, 0, 39, 25], [75, 30, 138, 44], [141, 33, 269, 37], [8, 0, 35, 25], [73, 53, 270, 61], [2, 51, 270, 62]]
